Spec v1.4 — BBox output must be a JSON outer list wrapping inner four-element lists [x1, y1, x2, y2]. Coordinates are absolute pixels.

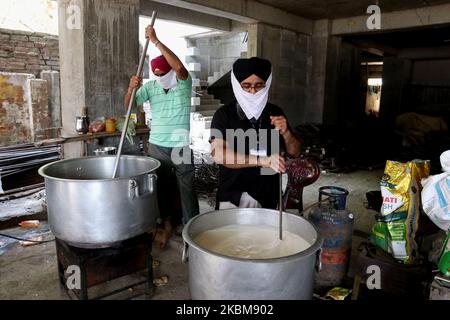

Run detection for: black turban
[[232, 57, 272, 82]]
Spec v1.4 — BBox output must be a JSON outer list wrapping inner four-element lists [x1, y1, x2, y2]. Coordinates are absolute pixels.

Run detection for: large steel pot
[[182, 208, 323, 300], [39, 155, 160, 248]]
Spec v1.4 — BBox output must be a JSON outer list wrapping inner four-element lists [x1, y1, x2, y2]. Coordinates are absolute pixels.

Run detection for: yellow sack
[[375, 160, 430, 264]]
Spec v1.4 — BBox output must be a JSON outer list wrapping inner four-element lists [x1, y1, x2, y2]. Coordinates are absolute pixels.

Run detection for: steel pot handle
[[182, 241, 189, 263], [128, 174, 157, 200], [129, 180, 139, 199], [315, 248, 323, 272], [147, 173, 157, 194]]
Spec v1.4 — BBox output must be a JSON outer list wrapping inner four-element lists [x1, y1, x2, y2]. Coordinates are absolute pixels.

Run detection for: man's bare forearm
[[155, 41, 188, 80], [124, 87, 133, 110], [211, 139, 259, 169], [222, 153, 259, 169]]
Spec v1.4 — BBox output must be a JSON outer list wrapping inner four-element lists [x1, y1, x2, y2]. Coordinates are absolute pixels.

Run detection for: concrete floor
[[0, 169, 382, 300]]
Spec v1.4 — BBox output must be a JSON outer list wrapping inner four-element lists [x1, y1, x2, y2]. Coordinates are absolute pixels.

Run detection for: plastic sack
[[371, 159, 430, 264], [325, 287, 352, 300], [89, 117, 105, 133], [421, 150, 450, 231]]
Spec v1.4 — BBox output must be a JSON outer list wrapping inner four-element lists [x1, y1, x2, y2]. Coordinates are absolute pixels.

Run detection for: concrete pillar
[[333, 41, 362, 124], [57, 0, 139, 158], [247, 24, 261, 58], [26, 78, 52, 142], [305, 20, 330, 125], [380, 57, 412, 125], [305, 20, 362, 126], [246, 23, 309, 127]]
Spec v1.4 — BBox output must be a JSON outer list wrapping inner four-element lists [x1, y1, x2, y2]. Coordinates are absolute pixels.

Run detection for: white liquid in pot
[[194, 224, 311, 259]]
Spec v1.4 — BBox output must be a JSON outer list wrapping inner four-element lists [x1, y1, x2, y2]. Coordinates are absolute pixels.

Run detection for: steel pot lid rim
[[38, 155, 161, 182]]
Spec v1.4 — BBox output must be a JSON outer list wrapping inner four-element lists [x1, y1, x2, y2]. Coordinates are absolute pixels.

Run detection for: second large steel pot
[[182, 208, 323, 300], [39, 155, 160, 248]]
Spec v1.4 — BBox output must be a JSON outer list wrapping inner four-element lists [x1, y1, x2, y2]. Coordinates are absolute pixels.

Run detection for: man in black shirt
[[210, 57, 301, 210]]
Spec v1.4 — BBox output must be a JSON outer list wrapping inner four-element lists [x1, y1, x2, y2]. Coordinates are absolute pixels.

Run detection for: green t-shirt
[[135, 75, 191, 148]]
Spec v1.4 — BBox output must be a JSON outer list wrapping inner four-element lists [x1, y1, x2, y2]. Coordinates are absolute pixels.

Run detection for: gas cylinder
[[308, 186, 354, 290]]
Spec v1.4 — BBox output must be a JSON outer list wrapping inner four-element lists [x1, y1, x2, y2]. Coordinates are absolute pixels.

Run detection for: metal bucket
[[319, 186, 349, 210], [182, 208, 322, 300], [39, 155, 160, 248]]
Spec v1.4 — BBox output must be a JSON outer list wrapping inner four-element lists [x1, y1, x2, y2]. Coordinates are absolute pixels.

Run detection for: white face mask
[[231, 71, 272, 120], [155, 69, 177, 90]]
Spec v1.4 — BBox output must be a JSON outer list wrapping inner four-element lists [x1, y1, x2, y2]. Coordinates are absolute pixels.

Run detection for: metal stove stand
[[56, 233, 153, 300]]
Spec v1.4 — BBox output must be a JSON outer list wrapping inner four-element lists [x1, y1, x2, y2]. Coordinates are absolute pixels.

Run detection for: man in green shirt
[[125, 25, 199, 248]]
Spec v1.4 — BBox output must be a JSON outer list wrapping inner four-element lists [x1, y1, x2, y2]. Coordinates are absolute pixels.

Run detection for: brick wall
[[0, 28, 59, 77]]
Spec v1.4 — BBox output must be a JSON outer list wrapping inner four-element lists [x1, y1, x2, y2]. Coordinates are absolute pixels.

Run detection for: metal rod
[[112, 11, 157, 179], [279, 172, 283, 240], [0, 183, 44, 197]]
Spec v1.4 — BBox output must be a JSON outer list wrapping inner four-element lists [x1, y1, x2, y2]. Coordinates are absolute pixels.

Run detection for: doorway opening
[[361, 54, 384, 118]]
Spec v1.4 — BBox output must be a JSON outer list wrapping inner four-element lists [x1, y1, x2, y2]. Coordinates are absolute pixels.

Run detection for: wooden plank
[[61, 128, 150, 143]]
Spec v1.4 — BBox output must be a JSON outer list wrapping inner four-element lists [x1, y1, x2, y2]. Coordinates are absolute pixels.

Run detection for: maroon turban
[[150, 55, 172, 73]]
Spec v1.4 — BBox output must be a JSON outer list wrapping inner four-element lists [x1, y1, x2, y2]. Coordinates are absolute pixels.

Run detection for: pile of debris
[[295, 119, 388, 173]]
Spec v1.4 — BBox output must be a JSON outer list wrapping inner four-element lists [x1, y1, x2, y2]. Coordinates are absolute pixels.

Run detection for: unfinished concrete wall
[[411, 60, 450, 85], [305, 20, 328, 125], [321, 36, 341, 126], [250, 23, 309, 127], [330, 41, 362, 126], [408, 59, 450, 116], [381, 47, 450, 121], [0, 72, 56, 145], [185, 32, 247, 81], [380, 57, 412, 124], [305, 20, 362, 126], [83, 0, 140, 121], [59, 0, 139, 127], [58, 0, 140, 158], [41, 70, 61, 128], [27, 79, 52, 142], [0, 28, 59, 77]]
